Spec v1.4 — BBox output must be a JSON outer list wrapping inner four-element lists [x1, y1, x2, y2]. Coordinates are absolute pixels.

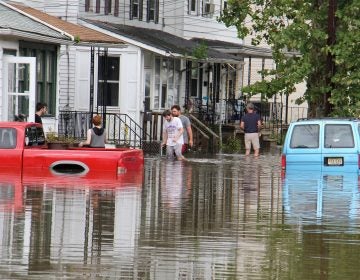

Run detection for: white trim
[[0, 29, 72, 45]]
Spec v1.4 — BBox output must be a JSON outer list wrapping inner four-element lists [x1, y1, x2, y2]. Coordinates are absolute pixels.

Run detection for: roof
[[190, 38, 273, 58], [83, 19, 242, 63], [8, 3, 124, 46], [0, 2, 71, 43]]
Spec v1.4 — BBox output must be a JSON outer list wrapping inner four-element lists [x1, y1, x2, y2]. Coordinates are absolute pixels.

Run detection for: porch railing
[[58, 111, 149, 148]]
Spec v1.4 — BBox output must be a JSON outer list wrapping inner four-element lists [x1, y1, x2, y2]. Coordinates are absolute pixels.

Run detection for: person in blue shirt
[[240, 103, 262, 156]]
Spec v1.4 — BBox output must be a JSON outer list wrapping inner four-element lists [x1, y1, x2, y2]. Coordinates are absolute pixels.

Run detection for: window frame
[[290, 124, 320, 149], [97, 55, 121, 107], [153, 57, 181, 110], [19, 42, 57, 117], [324, 124, 355, 148]]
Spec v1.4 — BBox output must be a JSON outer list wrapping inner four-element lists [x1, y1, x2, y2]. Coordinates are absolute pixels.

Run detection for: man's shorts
[[182, 144, 189, 154], [166, 144, 183, 159], [244, 133, 260, 150]]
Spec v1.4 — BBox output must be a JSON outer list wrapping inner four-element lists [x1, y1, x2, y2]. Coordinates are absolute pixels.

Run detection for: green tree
[[220, 0, 358, 117]]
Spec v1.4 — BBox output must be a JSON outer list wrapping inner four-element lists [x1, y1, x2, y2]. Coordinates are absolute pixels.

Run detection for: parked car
[[282, 118, 360, 172]]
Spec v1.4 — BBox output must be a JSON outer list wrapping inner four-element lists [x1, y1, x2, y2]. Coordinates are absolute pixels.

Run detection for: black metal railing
[[58, 111, 149, 148], [188, 97, 308, 125]]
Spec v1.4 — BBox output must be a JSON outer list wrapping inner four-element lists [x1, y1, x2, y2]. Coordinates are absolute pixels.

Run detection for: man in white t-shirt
[[161, 109, 185, 160]]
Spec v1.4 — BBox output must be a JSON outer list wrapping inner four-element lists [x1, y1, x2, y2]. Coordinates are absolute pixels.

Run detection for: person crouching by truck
[[161, 109, 185, 161], [79, 115, 106, 148]]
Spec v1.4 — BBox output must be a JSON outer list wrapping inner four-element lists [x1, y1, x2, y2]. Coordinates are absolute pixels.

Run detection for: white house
[[5, 0, 306, 145], [0, 2, 74, 126]]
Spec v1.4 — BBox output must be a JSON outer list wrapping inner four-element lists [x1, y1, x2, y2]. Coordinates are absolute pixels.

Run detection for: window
[[153, 57, 181, 110], [0, 128, 16, 149], [290, 124, 319, 149], [85, 0, 90, 11], [20, 42, 57, 116], [147, 0, 158, 21], [3, 49, 17, 56], [104, 0, 112, 15], [130, 0, 143, 20], [203, 0, 214, 17], [133, 0, 139, 17], [144, 70, 151, 110], [325, 124, 354, 148], [191, 63, 199, 97], [25, 126, 45, 147], [190, 0, 197, 13], [97, 56, 120, 107]]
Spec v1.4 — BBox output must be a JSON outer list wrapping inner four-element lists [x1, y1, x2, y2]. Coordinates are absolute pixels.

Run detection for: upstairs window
[[189, 0, 198, 14], [202, 0, 215, 17], [130, 0, 143, 20], [104, 0, 112, 15], [147, 0, 159, 22]]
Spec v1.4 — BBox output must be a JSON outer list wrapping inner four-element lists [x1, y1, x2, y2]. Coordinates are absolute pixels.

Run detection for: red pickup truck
[[0, 122, 144, 180]]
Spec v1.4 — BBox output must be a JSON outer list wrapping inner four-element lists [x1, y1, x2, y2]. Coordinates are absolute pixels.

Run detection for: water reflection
[[2, 152, 360, 278], [283, 171, 360, 224]]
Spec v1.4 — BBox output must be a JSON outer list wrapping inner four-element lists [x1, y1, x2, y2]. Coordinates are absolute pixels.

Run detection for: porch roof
[[190, 38, 274, 59], [0, 2, 71, 44], [6, 2, 125, 46], [82, 19, 242, 63], [191, 38, 299, 58]]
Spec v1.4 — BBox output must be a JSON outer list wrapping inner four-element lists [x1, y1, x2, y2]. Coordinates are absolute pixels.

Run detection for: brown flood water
[[0, 148, 360, 279]]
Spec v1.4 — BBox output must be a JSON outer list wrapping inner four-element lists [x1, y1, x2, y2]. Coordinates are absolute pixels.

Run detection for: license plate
[[324, 157, 344, 166]]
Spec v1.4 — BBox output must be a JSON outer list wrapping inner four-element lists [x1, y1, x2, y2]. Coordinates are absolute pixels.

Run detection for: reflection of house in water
[[0, 175, 143, 275], [0, 157, 286, 278], [139, 157, 282, 278]]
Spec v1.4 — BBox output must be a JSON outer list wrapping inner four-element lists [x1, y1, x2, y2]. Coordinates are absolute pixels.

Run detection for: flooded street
[[1, 149, 360, 279]]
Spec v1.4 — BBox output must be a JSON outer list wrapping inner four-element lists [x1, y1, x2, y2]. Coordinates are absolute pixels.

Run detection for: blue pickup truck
[[282, 118, 360, 172]]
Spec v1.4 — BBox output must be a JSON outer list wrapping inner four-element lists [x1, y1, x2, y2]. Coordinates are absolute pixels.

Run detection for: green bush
[[221, 137, 242, 153]]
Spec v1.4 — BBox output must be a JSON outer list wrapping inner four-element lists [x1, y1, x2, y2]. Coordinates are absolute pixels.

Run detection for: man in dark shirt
[[35, 102, 47, 124], [240, 103, 262, 156]]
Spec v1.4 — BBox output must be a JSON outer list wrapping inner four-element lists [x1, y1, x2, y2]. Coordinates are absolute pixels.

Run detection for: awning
[[81, 19, 243, 64]]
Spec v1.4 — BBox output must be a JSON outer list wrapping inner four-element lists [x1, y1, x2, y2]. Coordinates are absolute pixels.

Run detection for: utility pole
[[324, 0, 336, 116]]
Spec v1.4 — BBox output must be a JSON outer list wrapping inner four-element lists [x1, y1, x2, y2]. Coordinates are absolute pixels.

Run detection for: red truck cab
[[0, 122, 144, 180]]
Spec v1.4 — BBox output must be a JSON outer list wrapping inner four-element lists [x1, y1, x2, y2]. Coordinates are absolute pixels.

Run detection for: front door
[[3, 56, 36, 122]]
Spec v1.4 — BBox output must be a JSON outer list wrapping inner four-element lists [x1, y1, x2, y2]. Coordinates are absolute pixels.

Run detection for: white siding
[[58, 45, 77, 110]]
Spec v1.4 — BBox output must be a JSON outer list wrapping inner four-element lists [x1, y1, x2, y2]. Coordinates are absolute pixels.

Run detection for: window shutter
[[146, 0, 150, 22], [96, 0, 100, 13], [114, 0, 119, 16], [129, 0, 133, 19], [155, 0, 159, 23], [139, 0, 143, 20], [85, 0, 90, 12]]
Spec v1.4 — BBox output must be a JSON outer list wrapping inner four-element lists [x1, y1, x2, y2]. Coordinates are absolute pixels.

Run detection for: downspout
[[66, 45, 70, 108]]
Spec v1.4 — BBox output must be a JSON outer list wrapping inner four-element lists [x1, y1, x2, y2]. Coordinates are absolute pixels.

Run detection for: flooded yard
[[1, 149, 360, 279]]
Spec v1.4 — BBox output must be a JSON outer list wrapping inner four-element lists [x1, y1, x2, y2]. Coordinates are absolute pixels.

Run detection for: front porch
[[56, 100, 307, 154]]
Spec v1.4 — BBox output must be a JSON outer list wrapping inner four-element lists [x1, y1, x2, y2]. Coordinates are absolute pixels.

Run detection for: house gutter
[[1, 1, 74, 41], [0, 29, 73, 45]]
